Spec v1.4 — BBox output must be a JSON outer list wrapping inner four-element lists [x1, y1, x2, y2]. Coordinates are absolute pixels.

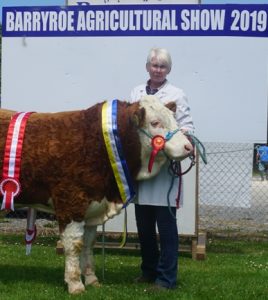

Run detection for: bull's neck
[[83, 101, 141, 182], [112, 101, 141, 181]]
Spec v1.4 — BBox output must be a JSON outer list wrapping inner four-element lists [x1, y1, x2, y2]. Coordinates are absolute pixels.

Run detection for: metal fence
[[199, 142, 268, 239], [2, 142, 268, 240]]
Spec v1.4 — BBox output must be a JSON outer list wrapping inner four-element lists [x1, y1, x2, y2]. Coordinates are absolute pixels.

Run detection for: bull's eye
[[151, 120, 161, 128]]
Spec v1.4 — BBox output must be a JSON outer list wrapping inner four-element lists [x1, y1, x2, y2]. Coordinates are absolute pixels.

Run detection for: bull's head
[[134, 95, 193, 180]]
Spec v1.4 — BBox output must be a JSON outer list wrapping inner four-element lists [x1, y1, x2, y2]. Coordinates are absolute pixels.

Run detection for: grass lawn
[[0, 234, 267, 300]]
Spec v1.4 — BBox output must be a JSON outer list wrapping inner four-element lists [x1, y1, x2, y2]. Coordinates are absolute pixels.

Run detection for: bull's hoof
[[68, 282, 85, 294], [91, 280, 101, 288], [85, 275, 100, 287]]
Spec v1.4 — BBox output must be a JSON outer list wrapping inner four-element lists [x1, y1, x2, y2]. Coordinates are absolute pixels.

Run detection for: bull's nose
[[185, 143, 193, 153]]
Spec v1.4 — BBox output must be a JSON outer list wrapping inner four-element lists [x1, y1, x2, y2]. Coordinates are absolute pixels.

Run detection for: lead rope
[[167, 156, 195, 219], [102, 223, 105, 282], [167, 164, 179, 219], [185, 133, 207, 165], [119, 208, 127, 248], [167, 133, 207, 219]]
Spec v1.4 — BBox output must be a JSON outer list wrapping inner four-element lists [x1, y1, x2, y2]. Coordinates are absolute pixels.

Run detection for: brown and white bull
[[0, 95, 193, 294]]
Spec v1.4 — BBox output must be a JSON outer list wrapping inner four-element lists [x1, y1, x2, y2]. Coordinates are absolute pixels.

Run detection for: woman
[[130, 47, 194, 290]]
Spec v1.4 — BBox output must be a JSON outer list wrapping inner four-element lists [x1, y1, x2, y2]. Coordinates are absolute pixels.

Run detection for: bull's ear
[[165, 101, 177, 113], [131, 107, 145, 127]]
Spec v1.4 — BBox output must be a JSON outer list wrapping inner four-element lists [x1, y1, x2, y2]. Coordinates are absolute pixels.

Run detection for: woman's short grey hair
[[146, 48, 172, 72]]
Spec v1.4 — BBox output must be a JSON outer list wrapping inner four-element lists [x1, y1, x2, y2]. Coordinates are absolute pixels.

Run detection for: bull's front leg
[[61, 221, 85, 294], [80, 225, 100, 286]]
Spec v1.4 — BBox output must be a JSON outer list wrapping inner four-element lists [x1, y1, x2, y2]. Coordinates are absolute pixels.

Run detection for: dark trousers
[[135, 204, 179, 288]]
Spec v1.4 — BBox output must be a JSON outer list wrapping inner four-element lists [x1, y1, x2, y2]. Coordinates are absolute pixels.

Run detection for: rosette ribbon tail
[[25, 208, 37, 255], [1, 190, 14, 211], [148, 148, 161, 173]]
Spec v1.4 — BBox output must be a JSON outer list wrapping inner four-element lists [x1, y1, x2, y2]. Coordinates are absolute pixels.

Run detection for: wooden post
[[192, 231, 206, 260]]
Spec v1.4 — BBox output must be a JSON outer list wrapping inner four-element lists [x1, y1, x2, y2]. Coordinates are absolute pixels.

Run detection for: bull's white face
[[136, 95, 193, 180]]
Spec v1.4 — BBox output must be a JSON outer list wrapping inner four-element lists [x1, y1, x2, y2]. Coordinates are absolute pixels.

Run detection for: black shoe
[[134, 275, 155, 284]]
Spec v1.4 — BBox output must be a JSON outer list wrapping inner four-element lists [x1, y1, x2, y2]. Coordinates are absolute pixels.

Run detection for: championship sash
[[0, 112, 34, 210], [101, 100, 135, 207]]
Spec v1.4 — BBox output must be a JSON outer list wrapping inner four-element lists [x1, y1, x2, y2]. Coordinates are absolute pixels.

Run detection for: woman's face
[[146, 57, 170, 86]]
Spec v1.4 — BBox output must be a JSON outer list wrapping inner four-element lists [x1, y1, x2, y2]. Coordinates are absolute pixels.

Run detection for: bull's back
[[0, 109, 88, 181]]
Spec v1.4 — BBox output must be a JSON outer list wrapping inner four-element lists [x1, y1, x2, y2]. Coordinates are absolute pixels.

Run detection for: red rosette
[[0, 177, 21, 210], [0, 177, 21, 197], [148, 135, 166, 173]]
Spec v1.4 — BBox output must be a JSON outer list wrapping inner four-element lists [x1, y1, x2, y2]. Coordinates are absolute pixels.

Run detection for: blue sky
[[1, 0, 268, 23]]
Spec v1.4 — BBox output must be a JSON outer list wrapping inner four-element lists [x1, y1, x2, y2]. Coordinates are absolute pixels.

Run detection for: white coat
[[130, 81, 194, 206]]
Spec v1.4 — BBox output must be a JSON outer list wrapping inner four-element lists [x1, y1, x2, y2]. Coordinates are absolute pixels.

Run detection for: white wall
[[2, 36, 267, 143]]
